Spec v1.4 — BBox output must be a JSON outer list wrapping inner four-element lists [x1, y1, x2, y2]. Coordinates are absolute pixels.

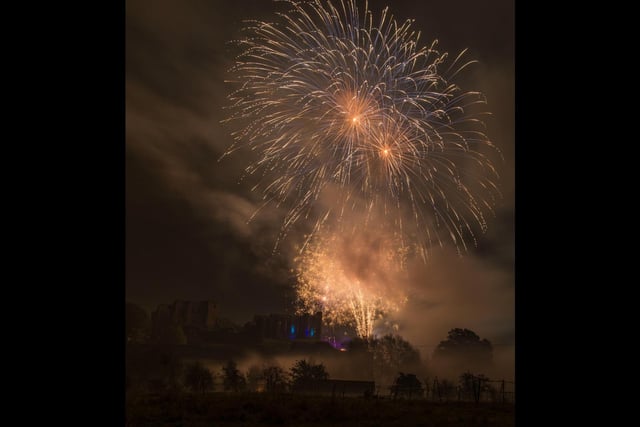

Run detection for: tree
[[390, 372, 424, 399], [263, 365, 289, 393], [290, 359, 329, 386], [246, 365, 263, 392], [374, 335, 421, 371], [183, 362, 214, 394], [372, 334, 422, 384], [435, 378, 456, 402], [432, 328, 493, 374], [222, 360, 246, 392]]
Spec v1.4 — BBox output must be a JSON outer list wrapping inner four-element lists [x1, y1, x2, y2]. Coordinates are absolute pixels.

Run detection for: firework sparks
[[223, 0, 500, 258], [294, 230, 408, 339]]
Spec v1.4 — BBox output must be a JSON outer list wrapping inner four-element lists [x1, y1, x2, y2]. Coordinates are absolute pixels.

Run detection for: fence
[[422, 376, 515, 403], [139, 370, 514, 403]]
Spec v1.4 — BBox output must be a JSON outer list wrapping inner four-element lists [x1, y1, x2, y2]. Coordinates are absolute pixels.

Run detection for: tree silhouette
[[183, 361, 213, 394], [432, 328, 493, 374], [263, 365, 289, 393], [436, 378, 456, 401], [246, 364, 263, 392], [222, 360, 246, 392], [373, 335, 421, 372], [290, 359, 329, 386], [372, 334, 421, 385], [390, 372, 424, 399]]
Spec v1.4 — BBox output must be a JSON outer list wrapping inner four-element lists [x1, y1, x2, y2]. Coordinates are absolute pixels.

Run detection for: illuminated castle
[[252, 312, 322, 340], [149, 301, 322, 344]]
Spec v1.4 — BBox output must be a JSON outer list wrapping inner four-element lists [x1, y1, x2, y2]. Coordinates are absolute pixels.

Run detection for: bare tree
[[290, 359, 329, 386], [246, 364, 263, 392], [436, 379, 456, 402], [222, 360, 247, 392], [183, 362, 213, 394], [433, 329, 493, 374], [263, 365, 289, 393]]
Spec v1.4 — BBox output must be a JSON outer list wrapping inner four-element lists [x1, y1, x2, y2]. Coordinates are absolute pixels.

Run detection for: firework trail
[[294, 230, 408, 339], [223, 0, 500, 258]]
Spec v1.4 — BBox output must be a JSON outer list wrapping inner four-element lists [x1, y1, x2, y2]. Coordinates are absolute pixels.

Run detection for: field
[[126, 392, 514, 427]]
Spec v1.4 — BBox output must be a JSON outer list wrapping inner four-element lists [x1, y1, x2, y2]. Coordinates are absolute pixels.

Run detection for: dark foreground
[[126, 392, 515, 427]]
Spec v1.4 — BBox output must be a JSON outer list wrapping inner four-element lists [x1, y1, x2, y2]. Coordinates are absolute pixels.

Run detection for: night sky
[[126, 0, 514, 377]]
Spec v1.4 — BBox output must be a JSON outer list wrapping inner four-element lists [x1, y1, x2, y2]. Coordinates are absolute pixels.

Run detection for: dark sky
[[126, 0, 514, 374]]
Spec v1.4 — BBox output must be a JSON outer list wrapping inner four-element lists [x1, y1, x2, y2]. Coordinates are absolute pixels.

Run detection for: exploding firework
[[294, 230, 408, 339], [223, 0, 500, 258]]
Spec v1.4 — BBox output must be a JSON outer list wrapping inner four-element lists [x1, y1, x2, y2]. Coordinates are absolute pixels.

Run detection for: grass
[[126, 392, 514, 427]]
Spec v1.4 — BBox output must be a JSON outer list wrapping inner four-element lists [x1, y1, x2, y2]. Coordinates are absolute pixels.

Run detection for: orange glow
[[295, 232, 408, 339]]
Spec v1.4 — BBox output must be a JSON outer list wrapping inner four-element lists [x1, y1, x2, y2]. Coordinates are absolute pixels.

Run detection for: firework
[[223, 0, 500, 257], [294, 230, 408, 339]]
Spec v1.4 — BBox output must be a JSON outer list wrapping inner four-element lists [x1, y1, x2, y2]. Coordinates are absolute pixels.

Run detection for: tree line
[[142, 358, 330, 394]]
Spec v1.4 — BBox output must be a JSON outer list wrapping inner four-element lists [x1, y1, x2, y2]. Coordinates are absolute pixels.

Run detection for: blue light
[[310, 327, 315, 337], [290, 325, 295, 334]]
